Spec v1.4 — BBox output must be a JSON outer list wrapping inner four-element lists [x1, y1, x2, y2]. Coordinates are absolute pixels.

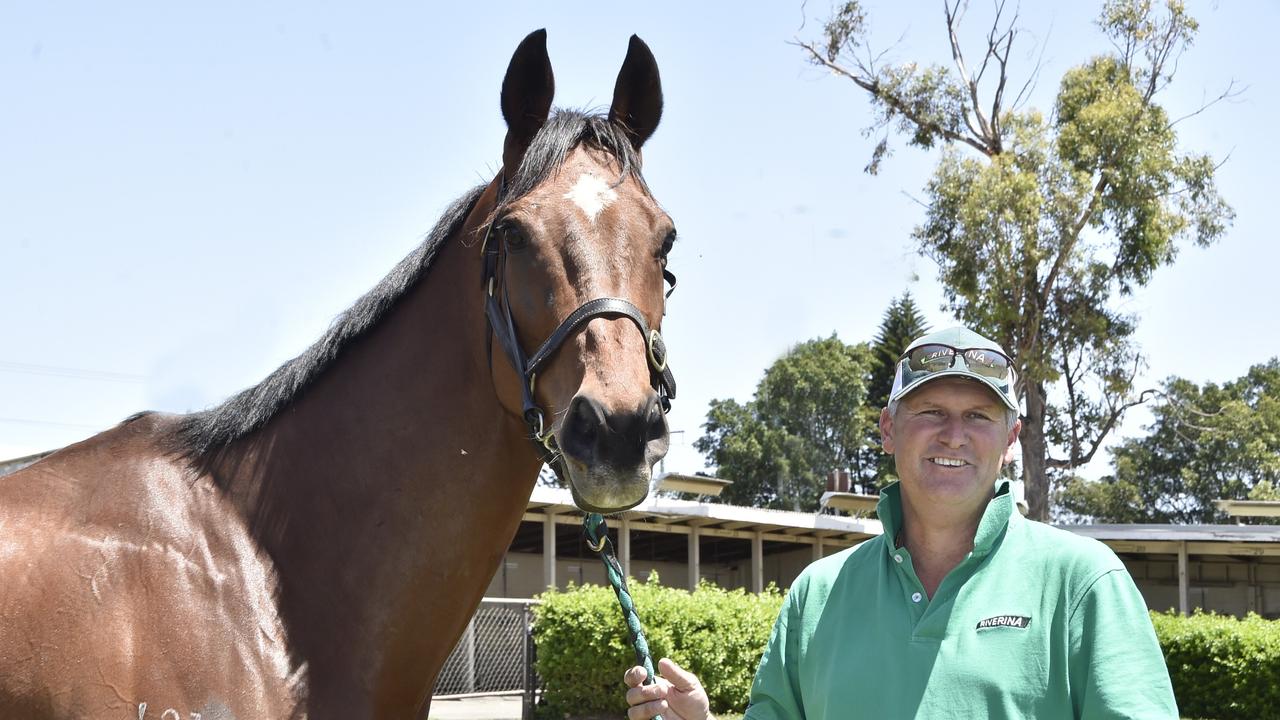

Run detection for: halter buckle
[[647, 330, 667, 373]]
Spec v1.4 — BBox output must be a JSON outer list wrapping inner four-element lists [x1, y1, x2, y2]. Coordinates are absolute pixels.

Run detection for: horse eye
[[498, 221, 528, 249], [658, 229, 676, 258]]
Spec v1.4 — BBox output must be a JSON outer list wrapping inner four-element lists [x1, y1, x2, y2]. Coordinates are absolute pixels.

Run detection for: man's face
[[880, 377, 1021, 512]]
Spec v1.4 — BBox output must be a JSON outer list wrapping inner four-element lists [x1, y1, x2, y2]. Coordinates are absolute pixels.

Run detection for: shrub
[[532, 576, 783, 718], [1152, 609, 1280, 720], [534, 587, 1280, 719]]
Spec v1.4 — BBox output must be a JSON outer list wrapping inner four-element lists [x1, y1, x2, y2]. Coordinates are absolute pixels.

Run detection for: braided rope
[[583, 512, 663, 720]]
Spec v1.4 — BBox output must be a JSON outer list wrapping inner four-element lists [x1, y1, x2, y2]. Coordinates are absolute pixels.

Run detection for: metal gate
[[431, 598, 541, 715]]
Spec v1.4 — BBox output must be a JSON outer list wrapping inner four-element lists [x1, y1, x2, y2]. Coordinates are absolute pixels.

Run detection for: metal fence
[[432, 598, 541, 713]]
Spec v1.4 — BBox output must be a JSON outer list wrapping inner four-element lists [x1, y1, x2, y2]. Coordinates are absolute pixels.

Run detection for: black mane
[[172, 109, 645, 459], [500, 109, 647, 207]]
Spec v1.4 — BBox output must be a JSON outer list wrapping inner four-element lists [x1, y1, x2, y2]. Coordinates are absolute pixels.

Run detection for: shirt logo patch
[[976, 615, 1031, 630]]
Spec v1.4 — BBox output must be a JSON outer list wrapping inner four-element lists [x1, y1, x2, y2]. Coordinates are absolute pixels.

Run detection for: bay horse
[[0, 30, 677, 719]]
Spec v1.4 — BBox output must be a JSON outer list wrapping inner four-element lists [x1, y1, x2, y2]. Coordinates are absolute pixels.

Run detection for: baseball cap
[[888, 326, 1019, 412]]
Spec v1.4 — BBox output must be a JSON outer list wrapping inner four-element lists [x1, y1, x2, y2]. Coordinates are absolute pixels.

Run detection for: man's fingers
[[626, 698, 669, 720], [657, 657, 701, 691], [625, 681, 668, 707], [623, 665, 649, 688]]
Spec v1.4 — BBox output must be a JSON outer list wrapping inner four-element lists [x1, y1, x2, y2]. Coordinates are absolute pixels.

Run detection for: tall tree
[[1057, 359, 1280, 524], [798, 0, 1234, 519], [695, 335, 876, 510]]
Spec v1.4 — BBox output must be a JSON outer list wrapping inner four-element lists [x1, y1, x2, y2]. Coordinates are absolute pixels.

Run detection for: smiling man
[[625, 327, 1178, 719]]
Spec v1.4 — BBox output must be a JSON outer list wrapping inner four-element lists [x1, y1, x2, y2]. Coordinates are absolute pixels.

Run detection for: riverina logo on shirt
[[976, 615, 1032, 630]]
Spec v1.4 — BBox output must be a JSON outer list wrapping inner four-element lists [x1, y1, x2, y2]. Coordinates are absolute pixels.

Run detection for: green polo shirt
[[745, 481, 1177, 719]]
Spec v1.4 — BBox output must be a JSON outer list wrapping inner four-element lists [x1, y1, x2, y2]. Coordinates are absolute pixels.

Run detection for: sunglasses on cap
[[900, 343, 1013, 381]]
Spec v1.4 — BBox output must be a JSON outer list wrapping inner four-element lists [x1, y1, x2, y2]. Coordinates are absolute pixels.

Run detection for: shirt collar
[[876, 479, 1016, 558]]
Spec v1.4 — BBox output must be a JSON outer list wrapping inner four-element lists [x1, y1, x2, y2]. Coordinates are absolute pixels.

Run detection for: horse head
[[483, 30, 674, 513]]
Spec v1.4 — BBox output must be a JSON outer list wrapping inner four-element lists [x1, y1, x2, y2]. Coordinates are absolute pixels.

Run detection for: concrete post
[[751, 532, 764, 593], [1178, 540, 1189, 616], [688, 525, 701, 591], [543, 512, 557, 590]]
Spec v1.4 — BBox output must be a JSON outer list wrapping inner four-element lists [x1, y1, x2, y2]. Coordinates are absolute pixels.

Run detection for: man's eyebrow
[[907, 399, 1003, 413]]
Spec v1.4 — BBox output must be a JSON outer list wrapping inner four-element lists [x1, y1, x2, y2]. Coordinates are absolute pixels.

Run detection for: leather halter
[[480, 176, 678, 468]]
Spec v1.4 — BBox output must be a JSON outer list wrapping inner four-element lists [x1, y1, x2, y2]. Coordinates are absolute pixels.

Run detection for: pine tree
[[868, 292, 930, 410], [861, 293, 931, 488]]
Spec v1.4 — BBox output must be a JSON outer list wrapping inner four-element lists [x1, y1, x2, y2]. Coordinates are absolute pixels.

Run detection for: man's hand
[[623, 657, 712, 720]]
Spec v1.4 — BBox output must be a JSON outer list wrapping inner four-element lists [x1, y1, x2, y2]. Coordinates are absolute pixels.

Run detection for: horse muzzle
[[557, 392, 669, 512]]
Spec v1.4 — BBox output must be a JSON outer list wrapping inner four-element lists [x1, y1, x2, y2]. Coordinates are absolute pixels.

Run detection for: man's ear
[[879, 407, 896, 455], [1002, 418, 1022, 466]]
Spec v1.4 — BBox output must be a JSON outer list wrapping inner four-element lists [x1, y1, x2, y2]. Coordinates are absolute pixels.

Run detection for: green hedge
[[532, 583, 1280, 720], [531, 576, 783, 718], [1152, 609, 1280, 720]]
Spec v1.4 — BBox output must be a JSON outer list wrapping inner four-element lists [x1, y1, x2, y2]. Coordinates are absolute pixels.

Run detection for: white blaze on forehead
[[563, 173, 618, 222]]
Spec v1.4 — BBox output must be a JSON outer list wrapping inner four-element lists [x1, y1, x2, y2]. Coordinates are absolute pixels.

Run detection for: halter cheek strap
[[480, 176, 677, 468]]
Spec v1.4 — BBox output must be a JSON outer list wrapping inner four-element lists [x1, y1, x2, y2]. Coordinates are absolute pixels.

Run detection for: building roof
[[1061, 522, 1280, 557], [1063, 524, 1280, 543], [522, 484, 1280, 559], [518, 484, 881, 564], [527, 484, 880, 540]]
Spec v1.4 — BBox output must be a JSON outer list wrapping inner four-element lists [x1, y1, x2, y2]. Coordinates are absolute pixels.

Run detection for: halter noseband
[[480, 175, 678, 469]]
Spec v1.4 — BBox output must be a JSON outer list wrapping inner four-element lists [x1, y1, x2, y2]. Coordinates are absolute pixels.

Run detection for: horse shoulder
[[0, 415, 305, 719]]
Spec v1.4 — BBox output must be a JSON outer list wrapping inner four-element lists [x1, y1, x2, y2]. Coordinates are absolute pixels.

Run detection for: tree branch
[[1050, 350, 1152, 470], [987, 6, 1017, 152], [1047, 386, 1157, 469], [1168, 80, 1246, 128], [1010, 19, 1050, 113], [1062, 344, 1083, 464], [794, 39, 994, 156], [1029, 174, 1108, 357], [944, 0, 993, 143]]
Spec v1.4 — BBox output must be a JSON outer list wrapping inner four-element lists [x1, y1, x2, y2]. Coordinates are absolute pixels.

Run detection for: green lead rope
[[583, 512, 664, 720]]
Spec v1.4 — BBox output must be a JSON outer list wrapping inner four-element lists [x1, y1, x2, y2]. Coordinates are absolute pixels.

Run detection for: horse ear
[[501, 29, 555, 173], [609, 35, 663, 150]]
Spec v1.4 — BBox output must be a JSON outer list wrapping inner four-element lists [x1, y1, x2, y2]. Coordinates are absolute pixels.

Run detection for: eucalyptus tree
[[798, 0, 1234, 518]]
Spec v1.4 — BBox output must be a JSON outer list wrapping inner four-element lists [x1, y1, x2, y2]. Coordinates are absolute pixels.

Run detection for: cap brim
[[890, 368, 1018, 412]]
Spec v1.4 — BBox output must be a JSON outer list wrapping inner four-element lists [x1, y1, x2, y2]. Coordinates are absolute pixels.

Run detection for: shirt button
[[894, 554, 903, 563], [911, 592, 923, 603]]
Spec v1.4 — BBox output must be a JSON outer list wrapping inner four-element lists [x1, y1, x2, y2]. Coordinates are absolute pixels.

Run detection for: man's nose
[[938, 416, 968, 446]]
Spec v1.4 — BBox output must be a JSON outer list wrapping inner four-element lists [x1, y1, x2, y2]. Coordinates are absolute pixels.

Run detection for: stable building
[[487, 482, 880, 598], [487, 477, 1280, 620]]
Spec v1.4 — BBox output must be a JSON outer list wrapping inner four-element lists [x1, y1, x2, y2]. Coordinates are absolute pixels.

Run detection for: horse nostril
[[562, 395, 607, 463], [643, 396, 667, 444]]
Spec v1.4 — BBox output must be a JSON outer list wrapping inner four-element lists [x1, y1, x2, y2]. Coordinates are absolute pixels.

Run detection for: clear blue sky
[[3, 1, 1276, 480]]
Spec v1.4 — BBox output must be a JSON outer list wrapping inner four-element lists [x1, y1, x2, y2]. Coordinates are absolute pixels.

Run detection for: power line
[[0, 416, 104, 430], [0, 361, 146, 384]]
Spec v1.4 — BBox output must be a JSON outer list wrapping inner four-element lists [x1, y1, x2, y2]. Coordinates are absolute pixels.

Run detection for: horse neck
[[211, 185, 544, 712]]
